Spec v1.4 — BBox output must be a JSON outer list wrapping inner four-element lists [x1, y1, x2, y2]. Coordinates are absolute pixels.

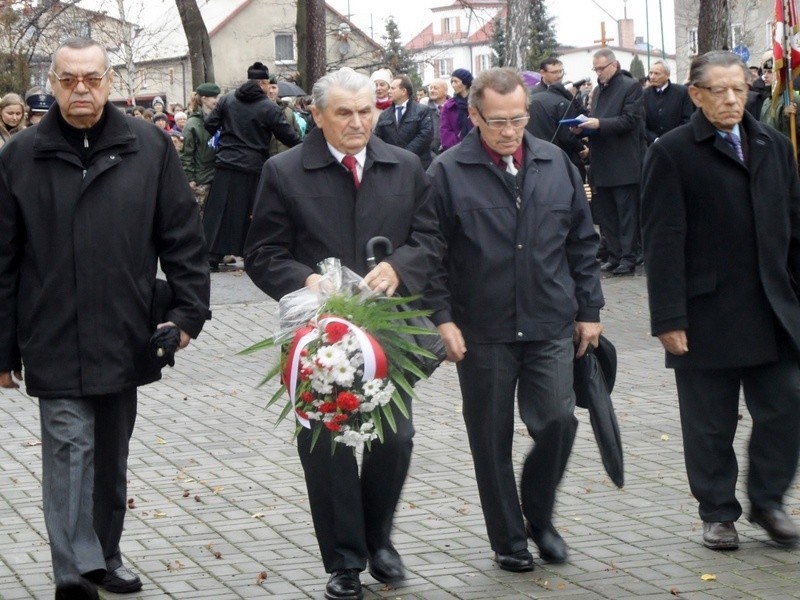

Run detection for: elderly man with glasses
[[0, 37, 211, 599], [427, 67, 604, 573], [573, 48, 644, 276]]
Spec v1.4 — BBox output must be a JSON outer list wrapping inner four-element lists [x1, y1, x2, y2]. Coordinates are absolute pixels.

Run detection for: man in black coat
[[531, 57, 566, 95], [641, 50, 800, 552], [575, 49, 644, 275], [643, 60, 694, 145], [374, 75, 433, 168], [0, 37, 210, 599], [527, 82, 588, 180], [203, 61, 301, 270], [427, 68, 604, 573], [244, 68, 443, 600]]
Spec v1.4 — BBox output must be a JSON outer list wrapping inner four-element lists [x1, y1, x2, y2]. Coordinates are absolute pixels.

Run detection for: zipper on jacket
[[83, 169, 87, 179], [84, 133, 88, 149]]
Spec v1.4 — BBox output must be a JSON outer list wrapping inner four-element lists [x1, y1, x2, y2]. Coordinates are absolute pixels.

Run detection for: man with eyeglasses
[[531, 57, 565, 94], [642, 50, 800, 552], [0, 37, 211, 599], [573, 48, 644, 276], [427, 67, 604, 573]]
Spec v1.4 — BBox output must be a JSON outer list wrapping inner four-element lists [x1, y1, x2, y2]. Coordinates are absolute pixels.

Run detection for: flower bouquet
[[241, 258, 442, 452]]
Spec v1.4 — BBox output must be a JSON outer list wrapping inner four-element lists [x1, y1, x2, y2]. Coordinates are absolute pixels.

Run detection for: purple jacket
[[439, 96, 473, 150]]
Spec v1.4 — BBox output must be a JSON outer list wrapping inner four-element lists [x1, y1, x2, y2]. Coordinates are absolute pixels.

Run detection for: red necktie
[[342, 155, 360, 189]]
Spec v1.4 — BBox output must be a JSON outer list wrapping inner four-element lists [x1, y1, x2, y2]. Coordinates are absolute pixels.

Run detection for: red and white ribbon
[[283, 317, 387, 428]]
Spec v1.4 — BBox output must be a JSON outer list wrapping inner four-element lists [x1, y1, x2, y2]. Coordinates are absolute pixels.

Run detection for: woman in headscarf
[[0, 93, 26, 147], [439, 68, 474, 150]]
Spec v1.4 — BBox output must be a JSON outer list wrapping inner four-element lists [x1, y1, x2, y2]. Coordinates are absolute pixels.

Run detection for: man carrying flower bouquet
[[426, 67, 604, 572], [244, 68, 443, 600]]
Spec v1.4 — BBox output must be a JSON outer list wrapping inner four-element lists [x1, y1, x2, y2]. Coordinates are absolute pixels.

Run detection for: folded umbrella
[[573, 335, 624, 488]]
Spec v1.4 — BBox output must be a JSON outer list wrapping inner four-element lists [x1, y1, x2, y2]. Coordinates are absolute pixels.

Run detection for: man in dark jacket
[[574, 48, 644, 275], [642, 50, 800, 552], [427, 78, 449, 155], [527, 82, 588, 180], [203, 61, 301, 270], [427, 67, 604, 573], [374, 75, 433, 168], [244, 68, 443, 600], [643, 60, 694, 145], [531, 57, 566, 94], [0, 37, 211, 599]]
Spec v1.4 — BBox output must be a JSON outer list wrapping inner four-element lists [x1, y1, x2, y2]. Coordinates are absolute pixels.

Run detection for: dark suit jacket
[[641, 109, 800, 369], [643, 81, 694, 144], [374, 99, 434, 168], [526, 83, 586, 156], [588, 71, 644, 187]]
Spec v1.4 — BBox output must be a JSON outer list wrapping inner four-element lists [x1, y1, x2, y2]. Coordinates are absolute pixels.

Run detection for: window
[[275, 33, 295, 63], [767, 20, 774, 48], [441, 16, 458, 34], [688, 28, 698, 56], [475, 54, 491, 73], [77, 20, 91, 38], [436, 58, 453, 78], [731, 23, 744, 47]]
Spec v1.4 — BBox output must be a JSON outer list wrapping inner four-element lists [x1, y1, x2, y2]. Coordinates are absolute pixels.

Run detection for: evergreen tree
[[629, 54, 645, 80], [525, 0, 559, 71], [490, 16, 507, 67], [382, 17, 422, 88]]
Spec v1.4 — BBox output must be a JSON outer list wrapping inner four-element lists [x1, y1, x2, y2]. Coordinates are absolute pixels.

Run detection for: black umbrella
[[277, 81, 306, 97], [573, 335, 624, 488]]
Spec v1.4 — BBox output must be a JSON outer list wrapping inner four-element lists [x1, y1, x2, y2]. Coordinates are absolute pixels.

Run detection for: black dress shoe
[[55, 578, 99, 600], [749, 506, 800, 546], [325, 569, 363, 600], [611, 264, 635, 276], [527, 522, 568, 563], [101, 565, 142, 593], [494, 549, 534, 572], [600, 261, 619, 272], [369, 545, 405, 584], [702, 521, 739, 550]]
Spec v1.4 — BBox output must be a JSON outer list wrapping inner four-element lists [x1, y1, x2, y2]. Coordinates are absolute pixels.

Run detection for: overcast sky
[[327, 0, 676, 54]]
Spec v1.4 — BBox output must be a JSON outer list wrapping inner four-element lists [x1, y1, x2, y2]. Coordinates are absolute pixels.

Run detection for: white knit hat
[[370, 68, 393, 85]]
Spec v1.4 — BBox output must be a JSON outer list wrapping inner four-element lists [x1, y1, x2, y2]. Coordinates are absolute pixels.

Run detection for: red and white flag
[[773, 0, 800, 103]]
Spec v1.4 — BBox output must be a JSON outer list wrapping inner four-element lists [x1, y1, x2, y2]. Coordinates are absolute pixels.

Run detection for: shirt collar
[[479, 136, 524, 170], [326, 142, 367, 167], [716, 123, 741, 139]]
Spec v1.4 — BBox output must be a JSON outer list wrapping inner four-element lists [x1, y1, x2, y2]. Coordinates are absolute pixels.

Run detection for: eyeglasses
[[50, 66, 111, 89], [592, 63, 613, 73], [694, 84, 749, 98], [476, 108, 529, 130], [545, 69, 564, 75]]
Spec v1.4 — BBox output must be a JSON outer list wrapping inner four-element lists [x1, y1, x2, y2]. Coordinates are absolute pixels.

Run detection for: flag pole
[[783, 0, 798, 160]]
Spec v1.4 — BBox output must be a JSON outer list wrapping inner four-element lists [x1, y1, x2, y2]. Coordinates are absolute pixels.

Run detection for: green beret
[[195, 82, 221, 97]]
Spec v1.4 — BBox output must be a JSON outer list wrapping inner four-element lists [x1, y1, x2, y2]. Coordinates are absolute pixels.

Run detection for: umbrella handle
[[365, 236, 393, 269]]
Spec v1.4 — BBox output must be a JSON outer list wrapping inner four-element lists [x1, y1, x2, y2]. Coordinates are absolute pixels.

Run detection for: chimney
[[618, 19, 635, 49]]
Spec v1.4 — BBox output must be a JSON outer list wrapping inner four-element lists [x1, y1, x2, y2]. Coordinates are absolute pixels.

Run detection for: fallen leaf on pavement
[[700, 574, 716, 581], [256, 571, 268, 584]]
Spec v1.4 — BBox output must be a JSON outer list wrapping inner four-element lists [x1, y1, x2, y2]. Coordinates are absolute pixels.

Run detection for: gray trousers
[[456, 338, 577, 554], [40, 388, 137, 586]]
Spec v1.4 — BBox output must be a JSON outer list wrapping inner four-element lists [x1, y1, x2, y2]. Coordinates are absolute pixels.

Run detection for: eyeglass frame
[[592, 63, 614, 73], [693, 84, 749, 98], [475, 107, 530, 131], [49, 65, 112, 90]]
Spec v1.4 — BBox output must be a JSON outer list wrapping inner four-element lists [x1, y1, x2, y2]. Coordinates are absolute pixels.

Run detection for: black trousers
[[456, 339, 577, 554], [674, 348, 800, 522], [592, 184, 639, 268], [297, 393, 413, 572]]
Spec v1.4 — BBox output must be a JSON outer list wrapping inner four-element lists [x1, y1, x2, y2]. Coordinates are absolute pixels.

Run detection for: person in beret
[[439, 68, 473, 150], [180, 82, 221, 215]]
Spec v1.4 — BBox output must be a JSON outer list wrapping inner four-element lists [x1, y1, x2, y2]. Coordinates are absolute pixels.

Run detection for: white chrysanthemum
[[332, 362, 356, 387], [311, 378, 333, 395], [362, 379, 383, 397], [349, 352, 364, 368], [359, 401, 377, 412], [342, 335, 359, 352], [316, 344, 348, 369]]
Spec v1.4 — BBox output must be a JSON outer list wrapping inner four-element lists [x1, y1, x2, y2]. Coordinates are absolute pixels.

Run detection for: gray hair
[[688, 50, 748, 87], [651, 60, 671, 76], [49, 37, 110, 73], [593, 48, 617, 63], [469, 67, 529, 112], [312, 68, 374, 111]]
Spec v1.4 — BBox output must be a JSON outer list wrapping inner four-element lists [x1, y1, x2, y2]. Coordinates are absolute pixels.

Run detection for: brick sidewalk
[[0, 272, 798, 599]]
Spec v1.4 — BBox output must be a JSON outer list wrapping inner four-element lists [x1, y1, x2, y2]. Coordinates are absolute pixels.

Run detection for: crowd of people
[[2, 35, 800, 600]]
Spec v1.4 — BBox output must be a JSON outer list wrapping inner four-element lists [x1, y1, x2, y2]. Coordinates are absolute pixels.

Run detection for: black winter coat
[[642, 110, 800, 369], [0, 104, 211, 398], [374, 100, 433, 169], [244, 128, 444, 301], [205, 81, 301, 174], [642, 81, 694, 144], [527, 83, 586, 156], [587, 71, 645, 187]]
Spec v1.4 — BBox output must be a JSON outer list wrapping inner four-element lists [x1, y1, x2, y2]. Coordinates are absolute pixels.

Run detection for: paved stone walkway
[[1, 269, 799, 599]]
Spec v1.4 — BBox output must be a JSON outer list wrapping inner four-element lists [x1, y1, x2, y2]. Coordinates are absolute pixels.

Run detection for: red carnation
[[300, 391, 314, 403], [324, 421, 342, 432], [331, 413, 348, 424], [319, 401, 337, 414], [336, 391, 360, 412], [325, 322, 349, 343]]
